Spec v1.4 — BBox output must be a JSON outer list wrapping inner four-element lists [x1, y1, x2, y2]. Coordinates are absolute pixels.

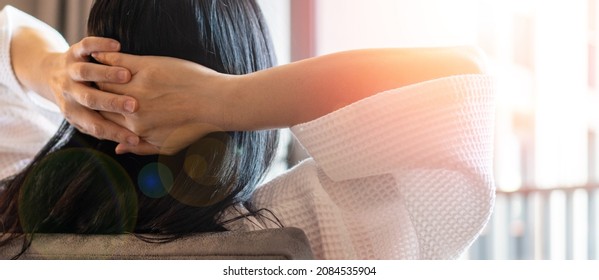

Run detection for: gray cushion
[[1, 228, 314, 260]]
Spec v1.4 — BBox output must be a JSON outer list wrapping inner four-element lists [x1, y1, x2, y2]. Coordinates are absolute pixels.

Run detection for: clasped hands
[[50, 37, 231, 155]]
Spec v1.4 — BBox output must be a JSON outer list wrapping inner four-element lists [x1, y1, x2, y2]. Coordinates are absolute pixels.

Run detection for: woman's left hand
[[45, 37, 140, 144], [12, 31, 141, 145]]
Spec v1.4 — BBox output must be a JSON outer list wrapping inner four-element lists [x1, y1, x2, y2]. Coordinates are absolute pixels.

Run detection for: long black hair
[[0, 0, 279, 252]]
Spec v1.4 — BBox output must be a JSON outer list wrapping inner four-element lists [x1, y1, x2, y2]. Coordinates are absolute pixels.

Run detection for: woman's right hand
[[91, 52, 234, 155]]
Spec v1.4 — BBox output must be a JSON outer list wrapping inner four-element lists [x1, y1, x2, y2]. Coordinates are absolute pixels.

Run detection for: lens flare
[[183, 154, 208, 180], [137, 162, 174, 198], [167, 133, 232, 207], [18, 148, 137, 258]]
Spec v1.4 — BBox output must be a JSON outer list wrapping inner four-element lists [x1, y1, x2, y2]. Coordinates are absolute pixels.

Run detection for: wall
[[0, 0, 93, 44], [314, 0, 479, 54], [257, 0, 291, 65]]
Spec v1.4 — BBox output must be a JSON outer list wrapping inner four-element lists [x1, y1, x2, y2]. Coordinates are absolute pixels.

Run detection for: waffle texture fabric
[[0, 6, 495, 259], [0, 6, 66, 180], [226, 73, 496, 259]]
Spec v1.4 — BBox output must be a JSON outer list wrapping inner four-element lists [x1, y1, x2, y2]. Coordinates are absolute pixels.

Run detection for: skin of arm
[[10, 27, 140, 145], [94, 46, 486, 155], [229, 47, 486, 130]]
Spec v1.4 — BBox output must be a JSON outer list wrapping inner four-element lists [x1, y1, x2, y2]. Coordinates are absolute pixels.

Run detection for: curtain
[[0, 0, 93, 44]]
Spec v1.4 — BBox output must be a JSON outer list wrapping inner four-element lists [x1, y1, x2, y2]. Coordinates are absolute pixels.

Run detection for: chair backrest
[[0, 227, 314, 260]]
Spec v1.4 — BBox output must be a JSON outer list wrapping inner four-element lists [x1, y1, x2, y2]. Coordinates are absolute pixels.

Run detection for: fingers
[[105, 113, 164, 156], [69, 83, 138, 114], [69, 62, 131, 84], [100, 111, 126, 125], [60, 37, 142, 147], [92, 52, 143, 74], [68, 37, 132, 84], [71, 37, 121, 59], [69, 109, 140, 146]]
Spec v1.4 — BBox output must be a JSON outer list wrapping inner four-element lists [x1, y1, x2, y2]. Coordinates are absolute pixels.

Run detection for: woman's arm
[[228, 47, 486, 129], [94, 46, 486, 155]]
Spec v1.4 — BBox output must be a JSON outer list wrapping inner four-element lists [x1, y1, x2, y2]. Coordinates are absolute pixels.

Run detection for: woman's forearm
[[11, 27, 65, 102], [227, 47, 487, 130], [91, 46, 487, 155]]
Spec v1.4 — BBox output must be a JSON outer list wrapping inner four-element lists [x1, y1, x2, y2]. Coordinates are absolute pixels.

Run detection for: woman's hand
[[92, 52, 235, 155], [45, 38, 141, 144], [12, 31, 140, 145]]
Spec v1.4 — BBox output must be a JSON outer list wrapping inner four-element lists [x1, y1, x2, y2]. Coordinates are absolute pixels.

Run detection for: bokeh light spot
[[138, 163, 173, 198], [184, 154, 208, 180]]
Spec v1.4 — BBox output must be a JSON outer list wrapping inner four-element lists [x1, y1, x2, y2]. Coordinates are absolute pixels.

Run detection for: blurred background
[[1, 0, 597, 260]]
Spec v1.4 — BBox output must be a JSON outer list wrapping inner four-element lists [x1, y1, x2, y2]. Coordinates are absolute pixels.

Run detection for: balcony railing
[[466, 184, 599, 260]]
